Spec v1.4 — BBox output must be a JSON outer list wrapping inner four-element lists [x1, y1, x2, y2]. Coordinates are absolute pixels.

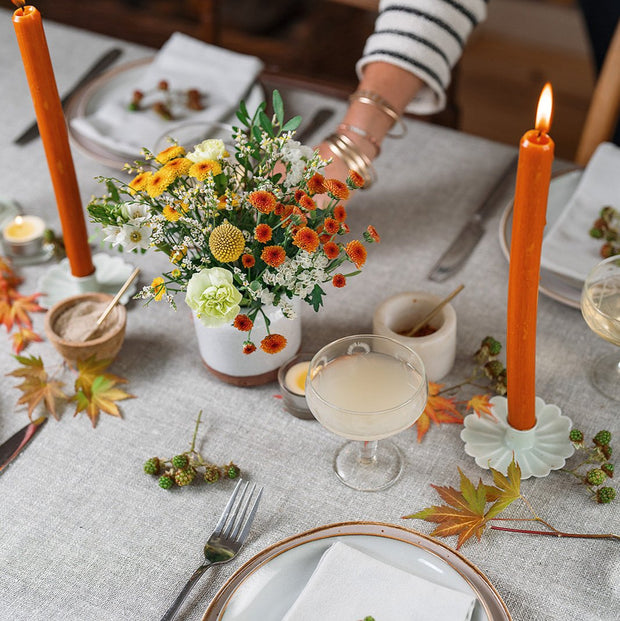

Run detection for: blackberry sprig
[[143, 411, 241, 490], [589, 205, 620, 259], [564, 429, 616, 503]]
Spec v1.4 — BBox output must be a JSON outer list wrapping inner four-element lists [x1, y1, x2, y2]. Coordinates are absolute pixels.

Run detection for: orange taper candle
[[506, 83, 554, 431], [12, 2, 94, 278]]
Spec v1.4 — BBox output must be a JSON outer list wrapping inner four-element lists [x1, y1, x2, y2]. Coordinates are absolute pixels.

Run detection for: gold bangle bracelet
[[349, 89, 407, 139], [337, 123, 381, 156], [325, 133, 376, 189]]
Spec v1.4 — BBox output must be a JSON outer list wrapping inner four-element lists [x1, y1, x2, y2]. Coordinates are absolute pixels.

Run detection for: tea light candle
[[2, 214, 45, 257], [284, 360, 310, 396]]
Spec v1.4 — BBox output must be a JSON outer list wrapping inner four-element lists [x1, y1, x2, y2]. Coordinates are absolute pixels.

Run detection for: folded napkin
[[281, 542, 476, 621], [540, 142, 620, 282], [70, 32, 263, 157]]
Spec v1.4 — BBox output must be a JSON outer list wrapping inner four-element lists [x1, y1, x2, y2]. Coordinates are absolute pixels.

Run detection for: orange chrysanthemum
[[307, 173, 326, 195], [243, 342, 257, 355], [299, 195, 316, 211], [293, 227, 320, 253], [128, 171, 152, 194], [345, 240, 367, 268], [332, 274, 346, 288], [233, 314, 253, 332], [261, 245, 286, 267], [347, 170, 365, 189], [366, 225, 380, 243], [324, 178, 350, 201], [242, 253, 255, 268], [279, 204, 295, 221], [294, 189, 306, 203], [323, 241, 340, 259], [156, 145, 186, 164], [189, 159, 222, 181], [163, 205, 181, 222], [163, 157, 192, 178], [274, 202, 286, 216], [333, 204, 347, 222], [146, 168, 176, 197], [249, 190, 277, 214], [341, 223, 350, 234], [260, 333, 287, 354], [254, 223, 272, 243], [291, 206, 308, 227], [324, 218, 340, 235]]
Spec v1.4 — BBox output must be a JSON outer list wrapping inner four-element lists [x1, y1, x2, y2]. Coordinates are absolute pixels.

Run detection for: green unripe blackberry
[[143, 457, 160, 475], [602, 445, 613, 460], [226, 463, 240, 479], [174, 467, 196, 487], [171, 454, 189, 469], [589, 227, 604, 239], [602, 463, 614, 478], [204, 465, 221, 484], [586, 468, 607, 486], [484, 360, 504, 379], [569, 429, 584, 444], [593, 430, 612, 447], [482, 336, 502, 356], [158, 475, 174, 490], [596, 486, 616, 504]]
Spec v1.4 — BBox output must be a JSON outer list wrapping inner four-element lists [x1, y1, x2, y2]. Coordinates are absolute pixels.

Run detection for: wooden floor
[[35, 0, 596, 161]]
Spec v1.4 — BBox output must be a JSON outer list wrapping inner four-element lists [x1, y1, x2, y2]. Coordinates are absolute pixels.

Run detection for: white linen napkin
[[540, 142, 620, 282], [70, 32, 263, 156], [281, 542, 476, 621]]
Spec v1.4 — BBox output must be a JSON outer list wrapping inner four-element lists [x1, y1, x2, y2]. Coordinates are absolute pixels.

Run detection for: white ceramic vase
[[192, 298, 302, 386]]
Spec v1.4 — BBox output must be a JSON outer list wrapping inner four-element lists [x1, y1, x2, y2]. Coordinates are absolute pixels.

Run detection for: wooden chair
[[574, 20, 620, 166]]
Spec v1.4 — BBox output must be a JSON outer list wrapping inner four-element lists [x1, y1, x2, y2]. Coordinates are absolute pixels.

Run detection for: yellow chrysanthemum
[[156, 145, 186, 164], [128, 171, 152, 194], [189, 159, 222, 181], [209, 222, 245, 263], [146, 167, 176, 197], [176, 201, 190, 213], [163, 205, 181, 221], [170, 268, 181, 278], [170, 246, 187, 264], [151, 276, 165, 301], [162, 157, 192, 179]]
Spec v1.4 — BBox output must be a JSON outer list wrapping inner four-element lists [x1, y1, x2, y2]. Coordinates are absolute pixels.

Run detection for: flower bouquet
[[88, 91, 378, 357]]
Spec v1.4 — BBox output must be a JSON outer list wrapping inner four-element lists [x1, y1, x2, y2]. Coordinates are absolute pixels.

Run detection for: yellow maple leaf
[[12, 327, 43, 354], [466, 394, 496, 419], [73, 355, 123, 393], [414, 382, 463, 442], [73, 375, 134, 427]]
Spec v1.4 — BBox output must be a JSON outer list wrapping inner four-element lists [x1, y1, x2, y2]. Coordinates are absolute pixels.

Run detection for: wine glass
[[580, 254, 620, 401], [305, 334, 428, 491]]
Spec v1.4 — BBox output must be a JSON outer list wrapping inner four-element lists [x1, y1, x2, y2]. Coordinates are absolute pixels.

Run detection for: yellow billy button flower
[[209, 221, 245, 263], [151, 276, 166, 301]]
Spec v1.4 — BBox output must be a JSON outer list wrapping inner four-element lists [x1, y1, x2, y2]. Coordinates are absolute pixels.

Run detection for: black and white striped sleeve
[[357, 0, 488, 114]]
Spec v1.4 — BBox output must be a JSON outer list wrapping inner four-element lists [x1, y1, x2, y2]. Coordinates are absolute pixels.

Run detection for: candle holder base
[[38, 253, 138, 308], [460, 396, 574, 479]]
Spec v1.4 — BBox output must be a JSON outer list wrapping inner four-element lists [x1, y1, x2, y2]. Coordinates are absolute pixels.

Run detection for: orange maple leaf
[[8, 292, 45, 330], [0, 299, 11, 331], [466, 394, 496, 419], [414, 381, 463, 442], [12, 327, 43, 354]]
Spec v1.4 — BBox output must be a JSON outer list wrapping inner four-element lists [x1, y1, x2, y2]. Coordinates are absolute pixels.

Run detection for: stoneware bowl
[[44, 292, 127, 367], [372, 291, 457, 381]]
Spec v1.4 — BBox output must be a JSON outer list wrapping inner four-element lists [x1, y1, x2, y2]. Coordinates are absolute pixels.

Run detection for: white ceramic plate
[[499, 169, 583, 309], [202, 522, 511, 621], [65, 58, 264, 170]]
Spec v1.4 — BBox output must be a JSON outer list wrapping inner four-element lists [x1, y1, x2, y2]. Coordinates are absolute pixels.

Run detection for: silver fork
[[160, 480, 263, 621]]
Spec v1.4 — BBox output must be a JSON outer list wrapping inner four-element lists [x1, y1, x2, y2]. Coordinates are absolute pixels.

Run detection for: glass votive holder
[[1, 214, 46, 258], [277, 352, 316, 420]]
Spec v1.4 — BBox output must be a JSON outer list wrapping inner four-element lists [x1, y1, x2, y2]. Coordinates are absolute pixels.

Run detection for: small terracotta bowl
[[44, 292, 127, 367], [373, 291, 457, 381]]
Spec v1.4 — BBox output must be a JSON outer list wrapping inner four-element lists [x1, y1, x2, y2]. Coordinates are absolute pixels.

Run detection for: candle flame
[[15, 215, 24, 225], [535, 82, 553, 133], [11, 1, 27, 9]]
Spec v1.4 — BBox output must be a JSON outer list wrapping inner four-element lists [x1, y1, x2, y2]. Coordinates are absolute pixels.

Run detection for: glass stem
[[358, 440, 378, 464]]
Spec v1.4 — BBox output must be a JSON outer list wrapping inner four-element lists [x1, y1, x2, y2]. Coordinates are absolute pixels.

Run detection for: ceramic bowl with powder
[[44, 292, 127, 367]]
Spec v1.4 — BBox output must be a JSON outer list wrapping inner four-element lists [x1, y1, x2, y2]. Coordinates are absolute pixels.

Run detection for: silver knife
[[428, 154, 519, 282], [14, 47, 124, 146], [0, 416, 47, 473]]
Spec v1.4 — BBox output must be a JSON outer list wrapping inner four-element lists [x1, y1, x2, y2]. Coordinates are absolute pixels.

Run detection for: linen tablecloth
[[1, 10, 618, 621]]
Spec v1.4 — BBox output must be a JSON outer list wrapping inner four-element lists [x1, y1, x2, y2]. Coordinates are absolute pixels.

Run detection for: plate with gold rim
[[202, 521, 511, 621]]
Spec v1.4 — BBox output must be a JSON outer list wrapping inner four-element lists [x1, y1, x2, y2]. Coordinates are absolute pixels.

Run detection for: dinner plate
[[65, 57, 264, 170], [499, 169, 582, 309], [202, 521, 511, 621]]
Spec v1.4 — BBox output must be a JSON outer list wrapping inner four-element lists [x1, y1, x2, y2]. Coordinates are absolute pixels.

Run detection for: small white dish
[[373, 291, 457, 381]]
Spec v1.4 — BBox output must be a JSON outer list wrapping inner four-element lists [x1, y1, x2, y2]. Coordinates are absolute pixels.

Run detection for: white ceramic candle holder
[[37, 253, 138, 308], [460, 396, 574, 479]]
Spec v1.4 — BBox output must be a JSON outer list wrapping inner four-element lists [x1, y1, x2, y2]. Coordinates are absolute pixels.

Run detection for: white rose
[[187, 139, 229, 163]]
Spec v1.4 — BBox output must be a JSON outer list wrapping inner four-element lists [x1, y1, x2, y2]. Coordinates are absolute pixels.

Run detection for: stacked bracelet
[[324, 132, 377, 189], [349, 89, 407, 138], [337, 123, 381, 156]]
